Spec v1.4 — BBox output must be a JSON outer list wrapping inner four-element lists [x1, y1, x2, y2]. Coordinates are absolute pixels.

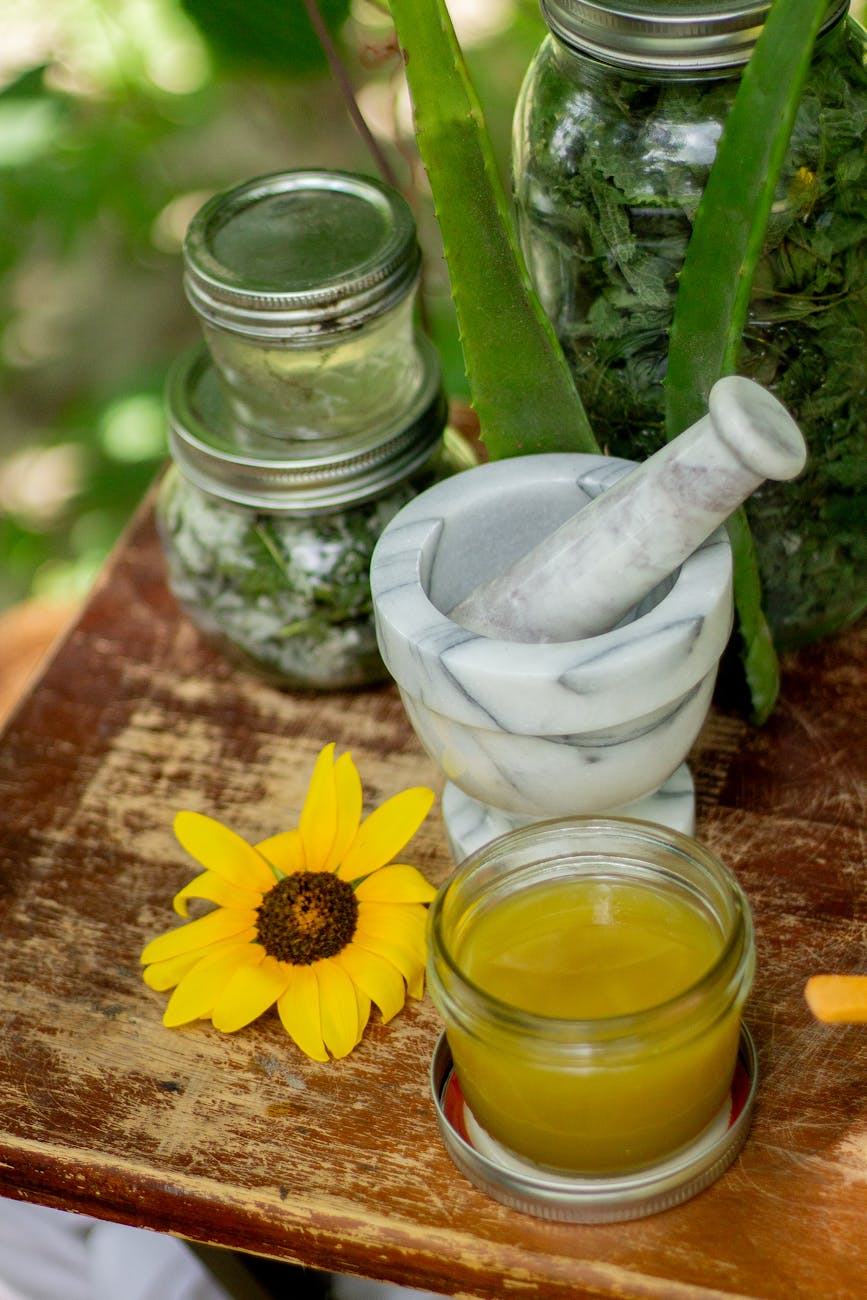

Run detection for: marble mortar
[[370, 453, 733, 860]]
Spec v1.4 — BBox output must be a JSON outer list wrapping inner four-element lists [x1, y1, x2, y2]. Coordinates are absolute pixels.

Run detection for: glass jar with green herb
[[157, 345, 473, 691], [183, 170, 427, 443], [513, 0, 866, 648]]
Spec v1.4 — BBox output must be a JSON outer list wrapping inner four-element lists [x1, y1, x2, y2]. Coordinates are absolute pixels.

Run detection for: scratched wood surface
[[0, 496, 864, 1300]]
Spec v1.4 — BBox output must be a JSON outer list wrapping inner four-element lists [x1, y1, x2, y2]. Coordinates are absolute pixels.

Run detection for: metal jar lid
[[166, 340, 446, 513], [183, 170, 422, 342], [540, 0, 849, 72]]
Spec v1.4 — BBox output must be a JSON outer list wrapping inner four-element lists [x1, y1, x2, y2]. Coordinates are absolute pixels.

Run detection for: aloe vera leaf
[[665, 0, 827, 722], [725, 531, 778, 722], [726, 507, 781, 722], [388, 0, 598, 458]]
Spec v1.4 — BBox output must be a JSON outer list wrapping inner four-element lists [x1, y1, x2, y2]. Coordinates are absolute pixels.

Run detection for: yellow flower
[[141, 744, 436, 1061]]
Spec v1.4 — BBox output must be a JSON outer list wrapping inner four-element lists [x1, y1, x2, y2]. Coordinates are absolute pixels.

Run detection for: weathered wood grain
[[0, 495, 864, 1299]]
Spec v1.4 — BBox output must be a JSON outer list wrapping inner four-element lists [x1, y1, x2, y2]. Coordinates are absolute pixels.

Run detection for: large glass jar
[[157, 345, 473, 691], [513, 0, 866, 648]]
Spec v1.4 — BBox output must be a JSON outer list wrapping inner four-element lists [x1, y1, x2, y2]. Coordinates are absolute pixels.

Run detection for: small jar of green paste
[[183, 170, 427, 443], [157, 344, 473, 691]]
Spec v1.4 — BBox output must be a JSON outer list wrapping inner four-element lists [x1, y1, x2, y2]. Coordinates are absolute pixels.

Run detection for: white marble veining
[[441, 763, 696, 862], [450, 376, 805, 643], [370, 453, 733, 856]]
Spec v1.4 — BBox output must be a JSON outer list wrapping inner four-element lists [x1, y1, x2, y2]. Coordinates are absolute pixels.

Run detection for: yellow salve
[[448, 874, 742, 1175]]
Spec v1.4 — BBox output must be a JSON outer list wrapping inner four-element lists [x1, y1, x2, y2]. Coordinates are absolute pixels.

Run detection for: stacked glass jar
[[157, 170, 472, 691], [512, 0, 867, 649]]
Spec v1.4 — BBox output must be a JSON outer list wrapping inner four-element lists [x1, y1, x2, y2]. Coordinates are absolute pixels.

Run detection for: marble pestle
[[449, 375, 807, 643]]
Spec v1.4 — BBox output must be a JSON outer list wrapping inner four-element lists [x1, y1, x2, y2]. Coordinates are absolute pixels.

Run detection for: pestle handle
[[449, 376, 807, 643]]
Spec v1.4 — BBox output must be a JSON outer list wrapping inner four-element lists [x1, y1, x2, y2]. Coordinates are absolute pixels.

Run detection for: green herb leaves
[[665, 0, 830, 433]]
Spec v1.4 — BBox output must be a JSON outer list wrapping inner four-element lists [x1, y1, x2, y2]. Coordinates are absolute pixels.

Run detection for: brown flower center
[[256, 871, 358, 965]]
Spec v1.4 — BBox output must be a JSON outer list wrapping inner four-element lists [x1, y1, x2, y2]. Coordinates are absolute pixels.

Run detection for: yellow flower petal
[[405, 963, 425, 1001], [298, 743, 338, 870], [338, 786, 435, 881], [354, 864, 436, 904], [163, 943, 264, 1027], [317, 959, 359, 1059], [212, 954, 293, 1033], [143, 933, 253, 992], [142, 948, 204, 992], [174, 812, 275, 891], [353, 933, 425, 995], [256, 828, 305, 876], [356, 903, 428, 964], [277, 966, 328, 1062], [140, 908, 258, 965], [359, 899, 429, 931], [335, 945, 407, 1022], [322, 752, 363, 872], [173, 870, 263, 918], [354, 986, 371, 1046]]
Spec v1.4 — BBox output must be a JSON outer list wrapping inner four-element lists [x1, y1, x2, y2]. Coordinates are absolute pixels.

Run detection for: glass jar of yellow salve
[[428, 818, 755, 1180]]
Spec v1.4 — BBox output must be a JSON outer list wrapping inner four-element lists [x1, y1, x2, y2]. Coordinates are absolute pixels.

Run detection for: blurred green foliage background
[[0, 0, 544, 615], [4, 0, 864, 622]]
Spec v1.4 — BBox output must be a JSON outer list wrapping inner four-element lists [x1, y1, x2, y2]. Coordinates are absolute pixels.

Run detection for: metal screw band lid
[[166, 341, 446, 513], [183, 170, 422, 342], [540, 0, 849, 71]]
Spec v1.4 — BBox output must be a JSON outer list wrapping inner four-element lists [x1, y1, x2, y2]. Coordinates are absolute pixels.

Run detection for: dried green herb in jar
[[513, 1, 867, 647], [158, 467, 419, 690], [158, 345, 472, 691]]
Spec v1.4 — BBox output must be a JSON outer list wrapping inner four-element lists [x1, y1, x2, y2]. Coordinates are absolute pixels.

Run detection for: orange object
[[805, 975, 867, 1023]]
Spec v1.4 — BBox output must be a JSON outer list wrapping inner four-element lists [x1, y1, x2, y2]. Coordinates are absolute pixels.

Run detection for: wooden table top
[[0, 497, 864, 1300]]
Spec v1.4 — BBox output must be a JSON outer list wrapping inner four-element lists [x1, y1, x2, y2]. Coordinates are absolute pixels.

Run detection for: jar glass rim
[[428, 816, 754, 1049]]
